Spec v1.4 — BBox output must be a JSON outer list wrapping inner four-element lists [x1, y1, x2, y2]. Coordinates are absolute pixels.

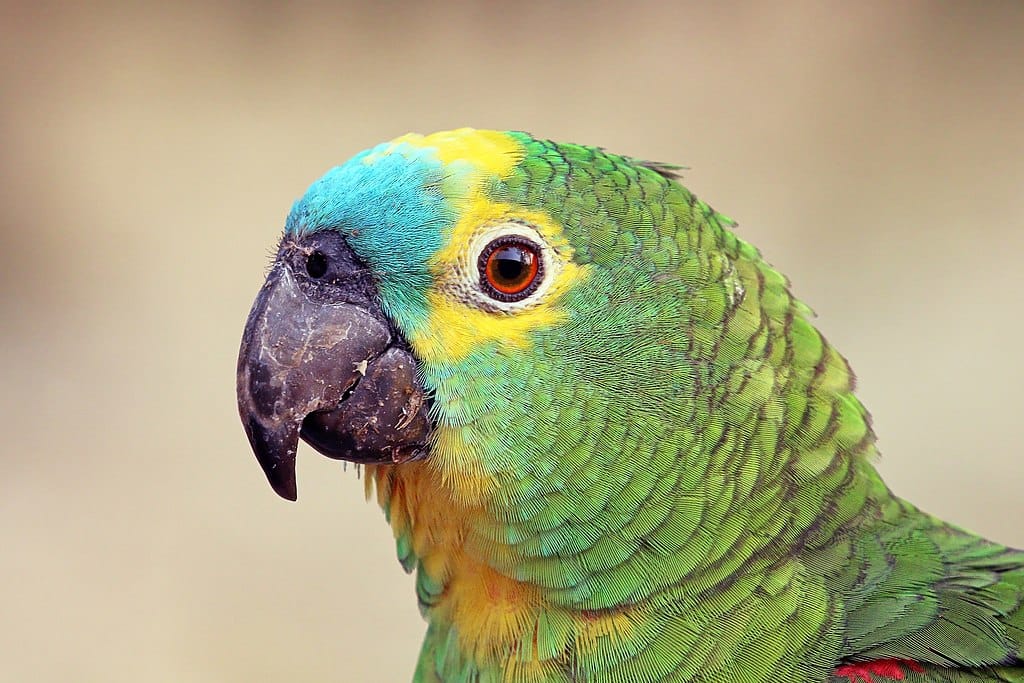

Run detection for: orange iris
[[484, 242, 540, 296]]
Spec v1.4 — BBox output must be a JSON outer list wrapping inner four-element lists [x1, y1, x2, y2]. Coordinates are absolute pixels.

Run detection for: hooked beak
[[236, 233, 430, 500]]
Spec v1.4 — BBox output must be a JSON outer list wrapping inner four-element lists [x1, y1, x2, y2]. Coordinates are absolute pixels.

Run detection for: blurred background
[[2, 2, 1022, 681]]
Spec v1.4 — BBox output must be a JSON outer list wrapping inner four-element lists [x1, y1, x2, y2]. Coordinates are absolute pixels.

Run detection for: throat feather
[[367, 459, 546, 663]]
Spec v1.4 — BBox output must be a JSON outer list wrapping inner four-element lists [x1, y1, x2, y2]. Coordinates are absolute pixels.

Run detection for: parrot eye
[[478, 236, 543, 302], [306, 250, 328, 279]]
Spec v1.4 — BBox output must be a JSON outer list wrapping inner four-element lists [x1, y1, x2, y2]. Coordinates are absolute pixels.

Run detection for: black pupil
[[306, 251, 328, 278], [493, 247, 528, 283]]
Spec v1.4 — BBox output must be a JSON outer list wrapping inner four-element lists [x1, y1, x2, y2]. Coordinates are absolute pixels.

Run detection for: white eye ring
[[477, 234, 544, 302], [451, 221, 561, 312]]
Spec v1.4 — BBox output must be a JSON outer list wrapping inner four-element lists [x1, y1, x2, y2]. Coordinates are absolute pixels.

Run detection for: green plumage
[[283, 131, 1024, 682]]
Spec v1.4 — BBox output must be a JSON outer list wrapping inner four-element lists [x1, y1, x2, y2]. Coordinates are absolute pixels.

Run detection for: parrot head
[[237, 128, 873, 628], [237, 129, 712, 500]]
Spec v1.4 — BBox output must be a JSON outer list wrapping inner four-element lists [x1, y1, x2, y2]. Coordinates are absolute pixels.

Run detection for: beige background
[[2, 2, 1022, 681]]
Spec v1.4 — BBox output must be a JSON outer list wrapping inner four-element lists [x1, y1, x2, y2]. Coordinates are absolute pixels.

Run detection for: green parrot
[[236, 129, 1024, 683]]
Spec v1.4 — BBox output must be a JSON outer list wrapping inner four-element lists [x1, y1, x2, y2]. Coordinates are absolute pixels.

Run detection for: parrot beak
[[236, 234, 431, 501]]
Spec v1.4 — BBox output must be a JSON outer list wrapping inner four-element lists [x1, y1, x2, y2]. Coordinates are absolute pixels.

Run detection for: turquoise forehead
[[284, 141, 460, 274]]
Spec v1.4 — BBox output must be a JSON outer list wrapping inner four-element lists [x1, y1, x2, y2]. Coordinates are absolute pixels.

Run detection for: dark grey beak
[[236, 232, 430, 500]]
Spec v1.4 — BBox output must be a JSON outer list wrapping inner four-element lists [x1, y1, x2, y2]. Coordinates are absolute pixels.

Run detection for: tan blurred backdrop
[[2, 2, 1022, 681]]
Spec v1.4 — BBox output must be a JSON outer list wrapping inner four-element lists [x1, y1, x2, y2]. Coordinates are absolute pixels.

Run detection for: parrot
[[236, 129, 1024, 683]]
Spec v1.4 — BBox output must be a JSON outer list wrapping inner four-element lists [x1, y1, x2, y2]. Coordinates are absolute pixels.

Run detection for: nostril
[[306, 250, 328, 278]]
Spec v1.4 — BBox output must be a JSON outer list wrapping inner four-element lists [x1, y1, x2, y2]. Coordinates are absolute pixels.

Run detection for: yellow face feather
[[416, 202, 586, 363], [388, 128, 524, 176], [380, 129, 589, 363]]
